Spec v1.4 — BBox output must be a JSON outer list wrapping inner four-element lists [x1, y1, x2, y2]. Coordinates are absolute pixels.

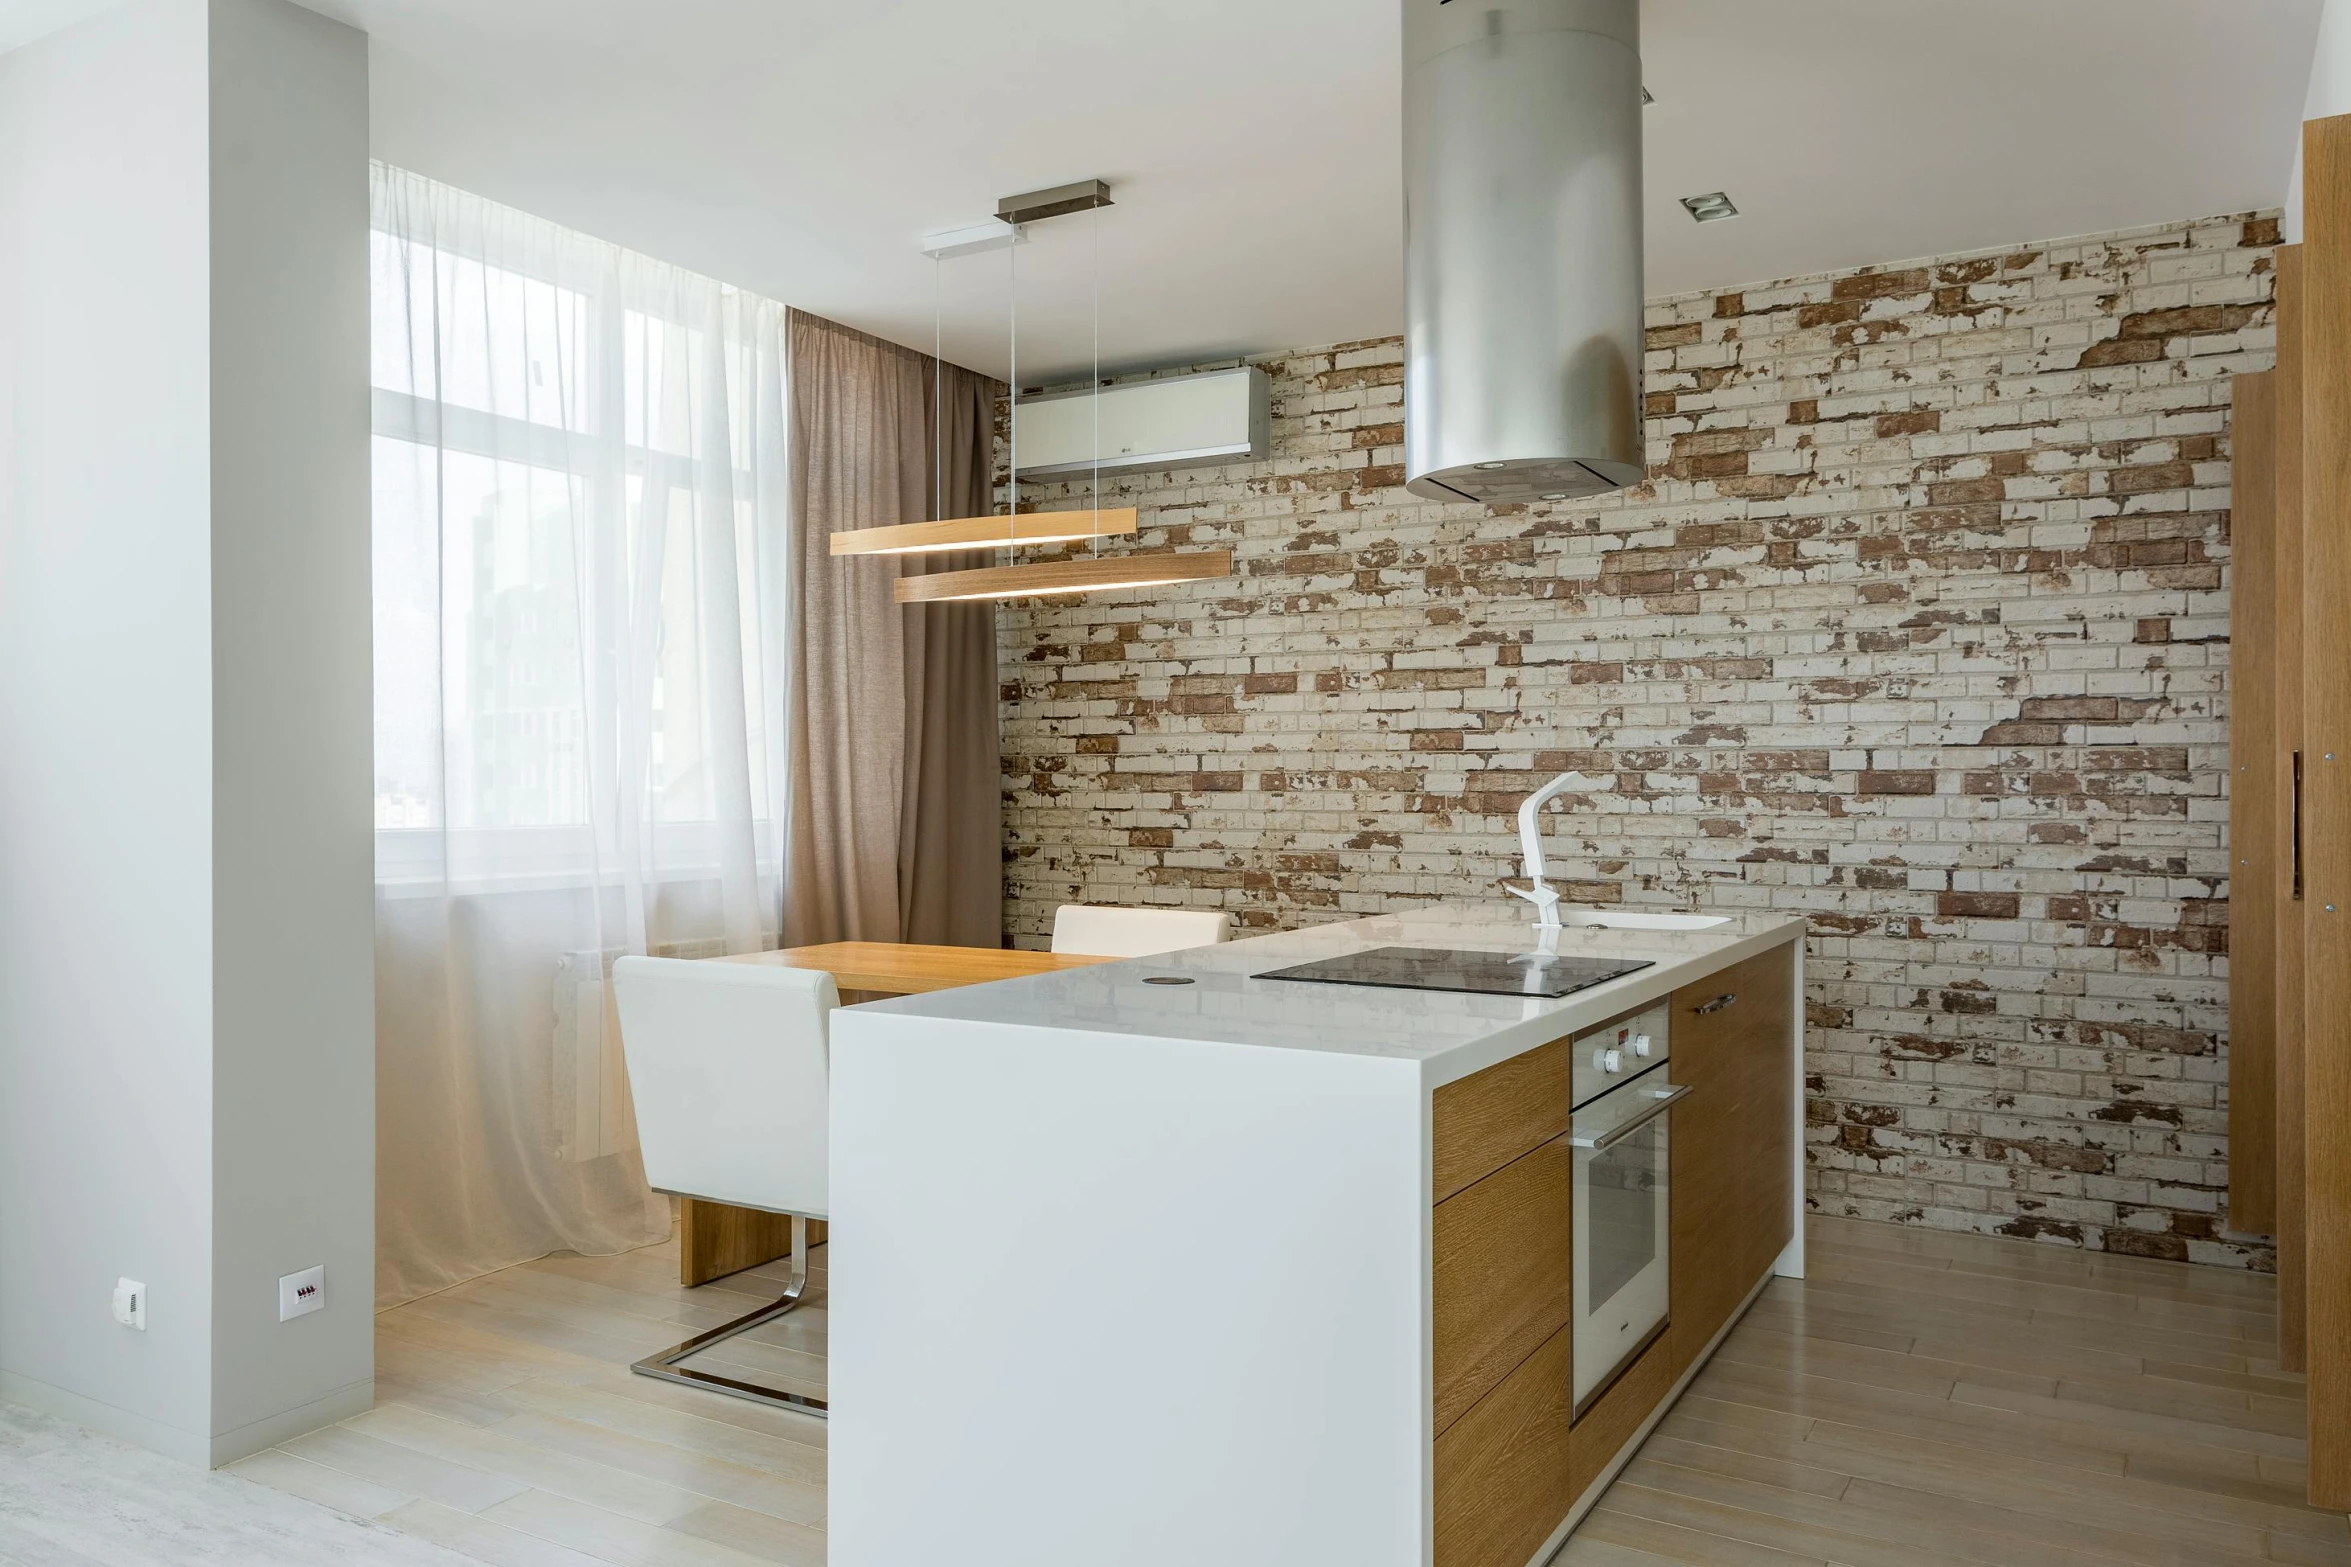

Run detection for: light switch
[[278, 1265, 325, 1322]]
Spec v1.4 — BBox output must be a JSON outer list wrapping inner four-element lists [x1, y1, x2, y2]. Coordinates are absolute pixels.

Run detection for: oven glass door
[[1571, 1075, 1676, 1414]]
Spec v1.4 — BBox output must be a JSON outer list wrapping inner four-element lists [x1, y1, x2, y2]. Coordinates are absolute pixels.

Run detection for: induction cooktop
[[1254, 946, 1653, 999]]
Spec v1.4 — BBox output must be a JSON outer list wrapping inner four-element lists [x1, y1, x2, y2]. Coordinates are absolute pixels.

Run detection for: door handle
[[1568, 1083, 1691, 1150], [1694, 992, 1737, 1015], [2295, 750, 2306, 902]]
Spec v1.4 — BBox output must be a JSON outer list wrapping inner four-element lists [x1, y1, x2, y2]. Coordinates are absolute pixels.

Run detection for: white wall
[[0, 0, 222, 1461], [0, 0, 373, 1467], [2286, 0, 2351, 239], [204, 0, 375, 1458]]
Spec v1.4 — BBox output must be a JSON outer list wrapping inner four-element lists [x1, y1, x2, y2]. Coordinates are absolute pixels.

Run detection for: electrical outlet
[[278, 1265, 325, 1322], [112, 1279, 145, 1331]]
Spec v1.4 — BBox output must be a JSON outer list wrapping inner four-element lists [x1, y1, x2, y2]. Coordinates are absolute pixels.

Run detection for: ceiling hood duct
[[1403, 0, 1645, 504]]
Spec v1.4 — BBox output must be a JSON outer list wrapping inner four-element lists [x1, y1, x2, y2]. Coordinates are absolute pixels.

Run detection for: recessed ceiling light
[[1540, 491, 1569, 501], [1681, 191, 1739, 224], [1475, 460, 1508, 470]]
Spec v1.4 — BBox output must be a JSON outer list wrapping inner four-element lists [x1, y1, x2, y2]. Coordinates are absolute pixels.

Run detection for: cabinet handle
[[1694, 992, 1737, 1015]]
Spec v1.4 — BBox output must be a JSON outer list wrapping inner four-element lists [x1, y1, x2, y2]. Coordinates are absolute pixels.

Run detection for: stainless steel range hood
[[1402, 0, 1645, 504]]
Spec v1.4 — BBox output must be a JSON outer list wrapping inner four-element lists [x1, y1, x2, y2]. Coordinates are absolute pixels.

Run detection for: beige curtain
[[785, 312, 1003, 948]]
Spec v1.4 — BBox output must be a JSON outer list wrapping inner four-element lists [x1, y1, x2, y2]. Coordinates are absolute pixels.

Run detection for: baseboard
[[0, 1368, 211, 1468], [1527, 1265, 1780, 1567], [207, 1375, 375, 1467], [0, 1368, 374, 1469]]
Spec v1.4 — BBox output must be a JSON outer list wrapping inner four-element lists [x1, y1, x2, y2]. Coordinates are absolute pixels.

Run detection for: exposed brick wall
[[998, 213, 2276, 1268]]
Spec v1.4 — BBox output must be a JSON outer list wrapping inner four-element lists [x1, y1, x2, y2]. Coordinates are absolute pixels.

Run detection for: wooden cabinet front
[[1433, 1324, 1574, 1567], [1666, 943, 1797, 1378], [1566, 1327, 1674, 1500], [1428, 943, 1799, 1562], [1432, 1132, 1572, 1434], [1430, 1040, 1575, 1567], [1431, 1038, 1569, 1202]]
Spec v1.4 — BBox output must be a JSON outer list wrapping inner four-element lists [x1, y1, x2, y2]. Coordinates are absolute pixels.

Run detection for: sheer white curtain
[[370, 164, 793, 1305]]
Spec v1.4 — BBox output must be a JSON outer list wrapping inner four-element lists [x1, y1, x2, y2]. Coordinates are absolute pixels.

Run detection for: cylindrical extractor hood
[[1402, 0, 1645, 504]]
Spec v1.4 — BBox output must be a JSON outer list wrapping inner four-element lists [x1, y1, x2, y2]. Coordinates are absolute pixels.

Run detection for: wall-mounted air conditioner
[[1013, 366, 1270, 479]]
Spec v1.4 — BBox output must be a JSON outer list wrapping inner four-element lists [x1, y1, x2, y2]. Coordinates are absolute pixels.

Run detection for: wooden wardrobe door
[[2228, 371, 2278, 1237], [2302, 108, 2351, 1509], [2276, 242, 2308, 1376]]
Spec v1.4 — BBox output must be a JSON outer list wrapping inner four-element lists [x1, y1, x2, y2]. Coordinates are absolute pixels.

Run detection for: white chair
[[1051, 904, 1233, 958], [612, 956, 835, 1416]]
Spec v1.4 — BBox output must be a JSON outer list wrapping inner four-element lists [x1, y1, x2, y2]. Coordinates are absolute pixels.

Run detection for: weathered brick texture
[[999, 214, 2277, 1268]]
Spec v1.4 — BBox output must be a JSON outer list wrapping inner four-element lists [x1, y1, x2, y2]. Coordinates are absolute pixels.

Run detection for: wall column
[[0, 0, 374, 1466]]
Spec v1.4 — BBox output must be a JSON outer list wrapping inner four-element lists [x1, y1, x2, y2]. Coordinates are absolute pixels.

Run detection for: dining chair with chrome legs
[[611, 955, 834, 1416], [1050, 903, 1232, 958]]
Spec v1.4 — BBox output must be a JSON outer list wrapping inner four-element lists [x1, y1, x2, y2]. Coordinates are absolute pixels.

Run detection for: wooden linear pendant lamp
[[830, 507, 1137, 558], [838, 177, 1229, 603], [896, 549, 1234, 603]]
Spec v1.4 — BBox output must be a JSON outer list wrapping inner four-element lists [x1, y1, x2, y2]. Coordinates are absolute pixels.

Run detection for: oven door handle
[[1567, 1082, 1691, 1150]]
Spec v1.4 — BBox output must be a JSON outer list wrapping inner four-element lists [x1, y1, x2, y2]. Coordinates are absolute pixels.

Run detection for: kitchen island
[[828, 907, 1805, 1567]]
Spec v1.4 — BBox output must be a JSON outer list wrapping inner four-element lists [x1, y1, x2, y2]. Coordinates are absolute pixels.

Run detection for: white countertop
[[850, 904, 1805, 1089]]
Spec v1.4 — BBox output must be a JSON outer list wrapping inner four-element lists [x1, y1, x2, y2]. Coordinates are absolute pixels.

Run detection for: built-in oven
[[1568, 1001, 1684, 1417]]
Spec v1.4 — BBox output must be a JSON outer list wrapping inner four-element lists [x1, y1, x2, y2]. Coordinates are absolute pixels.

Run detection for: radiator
[[550, 937, 729, 1162]]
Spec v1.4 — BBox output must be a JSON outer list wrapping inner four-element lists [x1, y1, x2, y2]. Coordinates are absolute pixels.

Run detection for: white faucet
[[1510, 771, 1578, 928]]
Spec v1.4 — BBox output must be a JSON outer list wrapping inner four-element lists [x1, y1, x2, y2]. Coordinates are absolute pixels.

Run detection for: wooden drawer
[[1666, 943, 1797, 1376], [1434, 1322, 1574, 1567], [1432, 1133, 1572, 1434], [1432, 1039, 1569, 1203], [1567, 1322, 1674, 1501]]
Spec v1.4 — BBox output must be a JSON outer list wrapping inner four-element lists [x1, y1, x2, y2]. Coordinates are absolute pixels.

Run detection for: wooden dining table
[[674, 940, 1111, 1286]]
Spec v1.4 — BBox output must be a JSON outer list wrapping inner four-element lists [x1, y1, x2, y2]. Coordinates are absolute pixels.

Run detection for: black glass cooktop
[[1255, 946, 1653, 999]]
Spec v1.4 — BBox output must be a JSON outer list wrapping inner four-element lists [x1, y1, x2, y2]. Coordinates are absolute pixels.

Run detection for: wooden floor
[[233, 1232, 830, 1566], [1562, 1217, 2349, 1567], [229, 1215, 2349, 1566]]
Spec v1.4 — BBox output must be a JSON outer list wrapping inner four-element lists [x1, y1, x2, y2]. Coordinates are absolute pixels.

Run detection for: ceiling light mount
[[921, 219, 1028, 259], [996, 178, 1114, 227], [1681, 191, 1739, 224], [868, 175, 1229, 603]]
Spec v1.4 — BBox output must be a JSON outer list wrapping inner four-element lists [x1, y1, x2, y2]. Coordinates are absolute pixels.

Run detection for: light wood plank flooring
[[1563, 1217, 2348, 1567], [231, 1215, 2348, 1566], [235, 1233, 829, 1566]]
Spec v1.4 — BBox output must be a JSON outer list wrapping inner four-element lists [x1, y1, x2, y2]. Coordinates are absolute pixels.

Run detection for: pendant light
[[828, 508, 1139, 558], [836, 237, 1137, 559], [896, 549, 1234, 603], [840, 179, 1230, 604]]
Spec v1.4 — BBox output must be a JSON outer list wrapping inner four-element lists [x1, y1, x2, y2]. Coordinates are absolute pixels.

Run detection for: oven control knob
[[1630, 1033, 1653, 1058], [1593, 1047, 1623, 1074]]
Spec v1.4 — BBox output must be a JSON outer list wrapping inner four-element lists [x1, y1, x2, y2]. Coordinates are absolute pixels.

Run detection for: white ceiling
[[9, 1, 2327, 381], [0, 0, 114, 53]]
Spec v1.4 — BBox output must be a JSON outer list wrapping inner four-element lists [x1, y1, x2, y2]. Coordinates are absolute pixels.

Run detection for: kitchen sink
[[1557, 909, 1731, 931]]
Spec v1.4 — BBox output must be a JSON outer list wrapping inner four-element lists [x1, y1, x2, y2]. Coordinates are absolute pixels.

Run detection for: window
[[370, 197, 790, 893]]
